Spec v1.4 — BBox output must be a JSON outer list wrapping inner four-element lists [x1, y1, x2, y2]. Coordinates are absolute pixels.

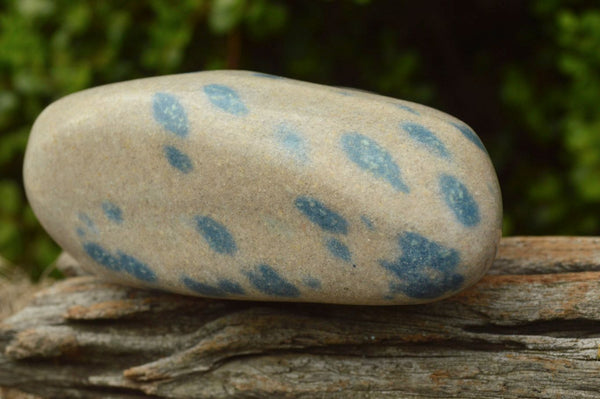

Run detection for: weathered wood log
[[1, 236, 599, 398]]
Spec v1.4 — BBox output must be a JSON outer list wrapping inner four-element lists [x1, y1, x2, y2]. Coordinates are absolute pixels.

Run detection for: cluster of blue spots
[[195, 215, 237, 255], [275, 124, 309, 162], [182, 275, 245, 297], [152, 92, 188, 137], [244, 264, 300, 297], [78, 213, 98, 234], [294, 196, 348, 234], [151, 92, 193, 174], [439, 174, 480, 227], [401, 122, 450, 159], [302, 276, 322, 290], [204, 84, 248, 116], [450, 122, 487, 153], [379, 232, 464, 299], [326, 238, 352, 262], [164, 145, 193, 174], [293, 196, 356, 264], [102, 201, 123, 224], [395, 103, 420, 115], [83, 242, 157, 282], [360, 215, 375, 231], [341, 133, 409, 193]]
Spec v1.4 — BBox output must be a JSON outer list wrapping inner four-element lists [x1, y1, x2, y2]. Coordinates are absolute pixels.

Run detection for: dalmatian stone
[[23, 70, 502, 305]]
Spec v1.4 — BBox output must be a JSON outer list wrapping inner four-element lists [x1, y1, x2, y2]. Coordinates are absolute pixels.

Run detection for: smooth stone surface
[[23, 70, 502, 305]]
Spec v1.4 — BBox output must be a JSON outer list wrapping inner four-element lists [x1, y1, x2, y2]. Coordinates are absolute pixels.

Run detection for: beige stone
[[23, 70, 502, 305]]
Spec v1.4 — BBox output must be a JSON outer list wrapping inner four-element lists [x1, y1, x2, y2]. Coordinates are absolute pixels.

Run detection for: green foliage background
[[1, 0, 599, 279]]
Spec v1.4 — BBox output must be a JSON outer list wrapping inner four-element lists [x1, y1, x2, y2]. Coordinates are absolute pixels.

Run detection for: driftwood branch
[[1, 237, 600, 398]]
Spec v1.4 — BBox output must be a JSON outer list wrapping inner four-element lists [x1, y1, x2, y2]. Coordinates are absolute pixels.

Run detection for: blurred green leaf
[[17, 0, 55, 19], [0, 220, 22, 262], [209, 0, 246, 34], [0, 129, 28, 166], [30, 235, 60, 280], [245, 0, 287, 38], [0, 180, 21, 215]]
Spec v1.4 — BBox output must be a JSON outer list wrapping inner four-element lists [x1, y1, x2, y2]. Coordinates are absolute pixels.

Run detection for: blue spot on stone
[[217, 279, 245, 295], [395, 103, 419, 115], [76, 228, 86, 237], [401, 122, 450, 159], [341, 133, 409, 193], [439, 174, 481, 227], [152, 92, 188, 137], [203, 84, 248, 116], [275, 124, 309, 162], [195, 216, 237, 255], [294, 196, 348, 234], [325, 238, 352, 262], [182, 275, 245, 297], [83, 242, 121, 271], [253, 72, 284, 79], [164, 145, 193, 173], [117, 251, 157, 282], [303, 276, 322, 289], [361, 215, 375, 230], [245, 264, 300, 297], [102, 201, 123, 224], [450, 122, 487, 153], [82, 242, 157, 282], [379, 232, 464, 299], [78, 212, 98, 234]]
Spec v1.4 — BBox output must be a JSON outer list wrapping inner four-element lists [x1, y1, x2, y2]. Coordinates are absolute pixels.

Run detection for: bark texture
[[1, 236, 600, 398]]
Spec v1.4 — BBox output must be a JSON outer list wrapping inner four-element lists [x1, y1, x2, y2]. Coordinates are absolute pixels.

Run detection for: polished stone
[[23, 70, 502, 305]]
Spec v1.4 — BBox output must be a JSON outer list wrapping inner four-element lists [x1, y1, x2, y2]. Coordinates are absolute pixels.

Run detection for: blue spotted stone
[[450, 122, 487, 153], [379, 232, 464, 299], [325, 238, 352, 262], [195, 216, 237, 255], [439, 174, 481, 227], [204, 84, 248, 116], [102, 201, 123, 224], [245, 264, 300, 297], [164, 145, 193, 174], [182, 275, 245, 297], [401, 122, 450, 159], [294, 196, 348, 234], [152, 92, 188, 137], [341, 133, 409, 193], [25, 70, 501, 305]]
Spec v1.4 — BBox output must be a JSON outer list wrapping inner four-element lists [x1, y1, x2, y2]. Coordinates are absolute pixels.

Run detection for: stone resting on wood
[[1, 236, 600, 399]]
